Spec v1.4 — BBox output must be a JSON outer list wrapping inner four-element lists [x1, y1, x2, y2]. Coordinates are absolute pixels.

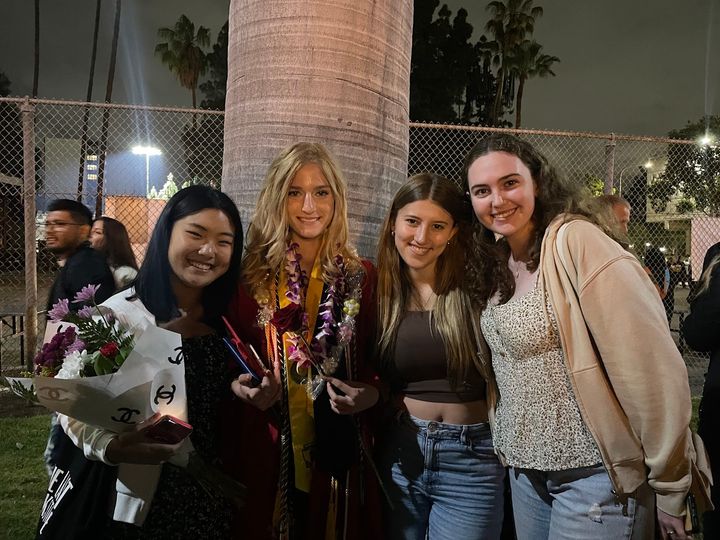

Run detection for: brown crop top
[[391, 311, 486, 403]]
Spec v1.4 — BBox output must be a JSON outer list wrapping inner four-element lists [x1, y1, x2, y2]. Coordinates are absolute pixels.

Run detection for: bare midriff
[[403, 396, 489, 425]]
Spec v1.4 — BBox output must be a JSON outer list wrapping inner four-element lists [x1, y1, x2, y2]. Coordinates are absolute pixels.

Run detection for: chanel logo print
[[154, 384, 176, 406], [111, 407, 141, 424], [168, 347, 184, 365], [36, 386, 71, 402]]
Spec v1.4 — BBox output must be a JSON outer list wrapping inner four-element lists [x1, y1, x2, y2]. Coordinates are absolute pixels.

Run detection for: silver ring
[[667, 532, 676, 537]]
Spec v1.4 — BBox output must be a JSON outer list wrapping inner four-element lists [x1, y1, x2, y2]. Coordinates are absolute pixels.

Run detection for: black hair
[[133, 185, 244, 326], [48, 199, 93, 226]]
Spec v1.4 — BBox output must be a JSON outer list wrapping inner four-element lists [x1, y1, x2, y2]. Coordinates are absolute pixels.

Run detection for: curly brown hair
[[462, 134, 614, 308]]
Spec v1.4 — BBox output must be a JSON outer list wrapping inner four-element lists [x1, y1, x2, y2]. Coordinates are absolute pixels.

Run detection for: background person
[[43, 199, 115, 473], [90, 216, 139, 288], [464, 134, 694, 540], [593, 194, 631, 236], [682, 244, 720, 537], [59, 185, 244, 537], [223, 142, 382, 539], [375, 173, 505, 540]]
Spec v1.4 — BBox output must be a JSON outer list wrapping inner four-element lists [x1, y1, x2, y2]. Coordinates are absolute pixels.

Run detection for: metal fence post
[[604, 132, 616, 194], [20, 97, 38, 370]]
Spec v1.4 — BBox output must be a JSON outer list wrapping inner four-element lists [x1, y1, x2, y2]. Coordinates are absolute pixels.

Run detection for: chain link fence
[[0, 97, 716, 395]]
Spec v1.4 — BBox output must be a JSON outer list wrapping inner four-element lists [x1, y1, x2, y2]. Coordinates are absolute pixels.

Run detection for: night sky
[[1, 0, 718, 137]]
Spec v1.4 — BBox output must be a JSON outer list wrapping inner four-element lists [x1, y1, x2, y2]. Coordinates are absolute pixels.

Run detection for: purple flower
[[73, 284, 100, 304], [48, 298, 70, 322], [77, 305, 95, 319], [66, 338, 86, 354], [33, 326, 78, 374]]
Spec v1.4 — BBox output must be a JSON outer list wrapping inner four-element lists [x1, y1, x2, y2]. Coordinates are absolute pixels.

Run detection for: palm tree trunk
[[77, 0, 103, 202], [32, 0, 39, 97], [515, 75, 526, 128], [491, 65, 506, 126], [96, 0, 121, 217], [222, 0, 413, 257]]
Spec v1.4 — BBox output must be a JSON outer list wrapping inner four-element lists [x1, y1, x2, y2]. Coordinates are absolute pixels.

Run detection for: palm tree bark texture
[[222, 0, 413, 258]]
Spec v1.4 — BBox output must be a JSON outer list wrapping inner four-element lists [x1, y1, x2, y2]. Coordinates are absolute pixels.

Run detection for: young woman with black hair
[[59, 185, 244, 538], [90, 217, 139, 288]]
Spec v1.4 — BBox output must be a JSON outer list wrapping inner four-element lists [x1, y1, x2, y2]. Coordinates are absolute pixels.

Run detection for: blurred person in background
[[682, 242, 720, 537], [90, 216, 139, 288], [43, 199, 115, 472]]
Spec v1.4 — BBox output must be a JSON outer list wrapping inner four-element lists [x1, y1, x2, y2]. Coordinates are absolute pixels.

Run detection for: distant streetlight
[[699, 133, 714, 146], [132, 145, 162, 197]]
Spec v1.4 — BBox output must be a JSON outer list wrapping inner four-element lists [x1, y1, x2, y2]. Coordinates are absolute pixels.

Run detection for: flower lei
[[256, 243, 362, 399]]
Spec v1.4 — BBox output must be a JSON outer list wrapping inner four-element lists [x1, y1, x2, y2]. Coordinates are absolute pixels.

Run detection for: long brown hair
[[462, 134, 617, 308], [376, 173, 484, 387]]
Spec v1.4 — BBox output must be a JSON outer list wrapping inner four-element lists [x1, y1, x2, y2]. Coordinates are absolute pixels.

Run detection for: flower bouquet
[[2, 285, 187, 432]]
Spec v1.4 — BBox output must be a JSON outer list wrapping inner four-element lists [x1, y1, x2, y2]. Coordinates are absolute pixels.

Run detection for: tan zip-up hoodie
[[538, 216, 693, 517]]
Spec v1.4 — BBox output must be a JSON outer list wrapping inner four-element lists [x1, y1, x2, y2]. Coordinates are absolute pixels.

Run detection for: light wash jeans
[[379, 413, 505, 540], [509, 464, 655, 540]]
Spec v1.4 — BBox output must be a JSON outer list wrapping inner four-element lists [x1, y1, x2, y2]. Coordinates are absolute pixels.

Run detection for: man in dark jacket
[[45, 199, 115, 311], [43, 199, 115, 472]]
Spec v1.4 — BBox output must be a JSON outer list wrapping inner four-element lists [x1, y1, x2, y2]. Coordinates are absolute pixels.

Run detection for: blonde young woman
[[375, 173, 504, 540], [222, 142, 382, 540], [464, 134, 695, 540]]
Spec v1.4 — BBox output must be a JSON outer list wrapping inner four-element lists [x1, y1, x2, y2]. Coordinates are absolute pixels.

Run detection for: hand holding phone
[[140, 415, 193, 445]]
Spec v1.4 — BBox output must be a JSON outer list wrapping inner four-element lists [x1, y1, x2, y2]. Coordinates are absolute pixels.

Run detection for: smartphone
[[141, 415, 193, 444]]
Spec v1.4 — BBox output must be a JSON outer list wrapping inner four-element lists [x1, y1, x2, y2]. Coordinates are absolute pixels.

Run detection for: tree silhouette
[[649, 116, 720, 216], [507, 39, 558, 127], [155, 15, 210, 110], [199, 21, 228, 110], [485, 0, 543, 125]]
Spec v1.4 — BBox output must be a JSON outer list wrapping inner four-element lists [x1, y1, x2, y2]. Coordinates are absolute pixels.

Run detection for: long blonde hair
[[376, 173, 485, 387], [242, 142, 361, 295]]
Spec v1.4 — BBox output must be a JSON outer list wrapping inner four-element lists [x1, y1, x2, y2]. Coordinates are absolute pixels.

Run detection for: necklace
[[411, 289, 436, 311]]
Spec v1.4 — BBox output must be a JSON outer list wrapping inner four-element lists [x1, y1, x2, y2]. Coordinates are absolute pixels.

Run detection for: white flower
[[56, 350, 90, 380]]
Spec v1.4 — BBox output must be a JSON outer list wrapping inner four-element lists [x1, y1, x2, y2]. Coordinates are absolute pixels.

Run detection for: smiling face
[[286, 163, 335, 245], [167, 208, 235, 292], [393, 199, 457, 277], [90, 220, 105, 250], [467, 151, 537, 253]]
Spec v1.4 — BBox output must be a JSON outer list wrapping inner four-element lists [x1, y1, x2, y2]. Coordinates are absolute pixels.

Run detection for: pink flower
[[48, 298, 70, 322], [73, 284, 100, 304], [77, 306, 95, 319]]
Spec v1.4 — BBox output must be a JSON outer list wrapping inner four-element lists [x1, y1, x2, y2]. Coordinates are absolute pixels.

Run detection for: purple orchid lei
[[261, 243, 363, 399]]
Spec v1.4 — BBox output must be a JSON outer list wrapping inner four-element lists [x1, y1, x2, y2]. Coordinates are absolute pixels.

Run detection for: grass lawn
[[0, 414, 50, 540]]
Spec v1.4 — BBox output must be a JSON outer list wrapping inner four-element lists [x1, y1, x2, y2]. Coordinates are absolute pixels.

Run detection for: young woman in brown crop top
[[375, 173, 505, 540]]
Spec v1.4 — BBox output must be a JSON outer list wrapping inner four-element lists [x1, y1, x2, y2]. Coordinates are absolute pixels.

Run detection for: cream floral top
[[481, 279, 602, 470]]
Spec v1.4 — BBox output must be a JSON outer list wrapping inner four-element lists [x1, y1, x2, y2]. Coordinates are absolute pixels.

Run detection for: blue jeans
[[510, 464, 655, 540], [378, 413, 505, 540]]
